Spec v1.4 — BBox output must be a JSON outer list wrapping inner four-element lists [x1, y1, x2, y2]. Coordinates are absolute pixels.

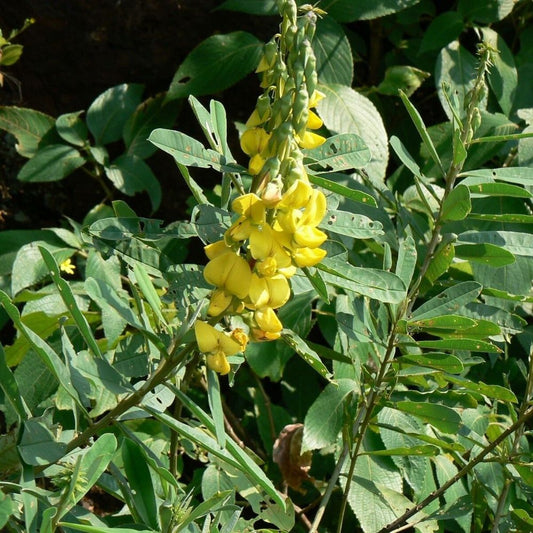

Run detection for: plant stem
[[63, 342, 195, 456], [377, 406, 533, 533]]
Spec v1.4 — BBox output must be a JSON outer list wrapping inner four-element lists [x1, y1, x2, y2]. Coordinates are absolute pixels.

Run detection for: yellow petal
[[292, 246, 327, 267], [307, 109, 323, 130], [204, 252, 251, 299], [206, 352, 231, 375], [265, 275, 291, 309], [298, 130, 326, 149], [232, 193, 265, 223], [301, 189, 327, 227], [248, 274, 269, 308], [279, 179, 312, 210], [249, 224, 275, 260], [204, 240, 230, 260], [293, 226, 327, 248], [194, 321, 219, 353], [249, 153, 266, 175], [207, 289, 233, 316], [240, 127, 271, 156], [309, 89, 326, 108], [231, 328, 249, 352], [255, 307, 283, 333], [256, 257, 278, 277]]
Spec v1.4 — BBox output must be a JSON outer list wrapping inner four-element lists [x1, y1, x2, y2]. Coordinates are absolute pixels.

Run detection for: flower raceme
[[195, 0, 329, 374]]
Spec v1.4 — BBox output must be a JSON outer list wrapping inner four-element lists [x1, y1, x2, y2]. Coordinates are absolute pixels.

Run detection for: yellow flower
[[254, 307, 283, 334], [291, 246, 327, 268], [231, 328, 249, 352], [204, 251, 252, 299], [60, 258, 76, 275], [207, 288, 233, 317], [293, 226, 327, 248], [248, 273, 291, 309], [298, 130, 326, 150], [240, 127, 271, 157], [232, 193, 266, 224], [205, 240, 231, 260], [307, 109, 323, 130], [194, 321, 243, 375]]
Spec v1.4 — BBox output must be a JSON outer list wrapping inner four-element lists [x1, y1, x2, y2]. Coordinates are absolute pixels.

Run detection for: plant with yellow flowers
[[192, 0, 329, 375]]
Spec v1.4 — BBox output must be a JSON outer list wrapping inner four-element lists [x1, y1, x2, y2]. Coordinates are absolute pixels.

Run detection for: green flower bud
[[292, 89, 309, 137]]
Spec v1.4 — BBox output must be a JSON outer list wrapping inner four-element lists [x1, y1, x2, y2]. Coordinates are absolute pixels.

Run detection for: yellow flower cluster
[[194, 0, 328, 375]]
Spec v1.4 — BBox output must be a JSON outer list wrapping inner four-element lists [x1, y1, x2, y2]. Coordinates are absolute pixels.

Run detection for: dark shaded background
[[0, 0, 279, 229]]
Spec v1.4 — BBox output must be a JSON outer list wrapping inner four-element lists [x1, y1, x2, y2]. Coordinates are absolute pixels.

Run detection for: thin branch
[[377, 406, 533, 533]]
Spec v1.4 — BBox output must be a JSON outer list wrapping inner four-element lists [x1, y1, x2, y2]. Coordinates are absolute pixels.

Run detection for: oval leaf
[[441, 184, 471, 222], [18, 144, 86, 182], [394, 402, 461, 434]]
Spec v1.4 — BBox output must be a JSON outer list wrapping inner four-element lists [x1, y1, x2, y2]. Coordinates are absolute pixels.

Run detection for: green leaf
[[168, 32, 262, 100], [0, 106, 57, 157], [207, 369, 226, 448], [411, 281, 482, 320], [313, 16, 353, 85], [465, 180, 532, 198], [17, 144, 86, 182], [394, 402, 461, 434], [131, 262, 167, 327], [396, 352, 464, 374], [0, 290, 86, 412], [343, 438, 403, 532], [59, 525, 152, 533], [441, 184, 471, 222], [399, 90, 444, 175], [18, 418, 67, 465], [86, 83, 144, 144], [458, 0, 516, 23], [317, 83, 389, 181], [319, 256, 406, 303], [419, 11, 464, 54], [40, 247, 102, 358], [55, 111, 89, 147], [459, 167, 533, 186], [302, 379, 355, 451], [436, 40, 479, 121], [408, 315, 477, 330], [390, 135, 423, 178], [444, 375, 517, 402], [123, 94, 182, 159], [481, 28, 517, 115], [0, 44, 23, 66], [320, 209, 384, 239], [145, 406, 285, 509], [454, 243, 515, 266], [321, 0, 424, 22], [395, 236, 417, 288], [377, 66, 429, 97], [281, 330, 331, 379], [424, 242, 454, 286], [457, 230, 533, 257], [149, 128, 236, 172], [416, 338, 501, 352], [0, 490, 14, 529], [122, 438, 159, 530], [309, 174, 377, 206], [215, 0, 277, 15], [105, 154, 161, 212], [0, 343, 29, 419], [303, 133, 371, 171]]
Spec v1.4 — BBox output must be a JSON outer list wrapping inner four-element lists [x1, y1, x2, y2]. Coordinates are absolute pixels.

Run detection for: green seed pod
[[304, 53, 317, 97], [292, 88, 309, 137], [471, 107, 482, 133], [256, 94, 272, 121]]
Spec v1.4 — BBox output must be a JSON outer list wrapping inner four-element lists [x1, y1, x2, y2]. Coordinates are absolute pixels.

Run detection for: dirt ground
[[0, 0, 278, 229]]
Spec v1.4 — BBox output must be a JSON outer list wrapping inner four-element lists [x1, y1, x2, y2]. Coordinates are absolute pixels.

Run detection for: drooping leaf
[[55, 111, 88, 147], [419, 11, 464, 54], [309, 174, 377, 206], [454, 243, 515, 266], [18, 418, 66, 466], [321, 0, 424, 22], [317, 83, 389, 181], [313, 16, 353, 86], [105, 154, 162, 212], [17, 144, 86, 182], [302, 379, 355, 452], [281, 330, 331, 379], [396, 352, 464, 374], [86, 83, 144, 145], [123, 94, 182, 159], [168, 32, 262, 100], [0, 106, 57, 157]]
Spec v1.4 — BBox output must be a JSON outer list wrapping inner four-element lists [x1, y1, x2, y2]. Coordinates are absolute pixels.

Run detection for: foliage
[[1, 1, 533, 532]]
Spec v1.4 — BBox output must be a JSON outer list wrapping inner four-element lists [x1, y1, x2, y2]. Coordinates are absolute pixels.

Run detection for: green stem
[[377, 406, 533, 533], [62, 342, 195, 457]]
